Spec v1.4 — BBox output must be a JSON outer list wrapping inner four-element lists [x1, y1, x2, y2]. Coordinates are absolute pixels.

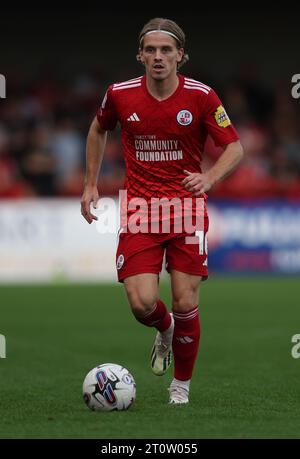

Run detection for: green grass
[[0, 277, 299, 439]]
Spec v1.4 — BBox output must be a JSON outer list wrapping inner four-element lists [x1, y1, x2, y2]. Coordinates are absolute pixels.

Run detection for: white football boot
[[150, 313, 174, 376], [168, 383, 189, 405]]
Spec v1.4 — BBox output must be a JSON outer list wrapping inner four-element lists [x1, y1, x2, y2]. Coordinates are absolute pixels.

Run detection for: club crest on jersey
[[176, 110, 193, 126], [116, 254, 125, 270], [214, 105, 231, 128]]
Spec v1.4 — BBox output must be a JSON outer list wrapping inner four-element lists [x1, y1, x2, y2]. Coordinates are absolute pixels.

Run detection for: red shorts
[[116, 217, 209, 282]]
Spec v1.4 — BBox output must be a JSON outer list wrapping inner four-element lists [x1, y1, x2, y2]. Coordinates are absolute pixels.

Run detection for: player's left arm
[[182, 140, 244, 195]]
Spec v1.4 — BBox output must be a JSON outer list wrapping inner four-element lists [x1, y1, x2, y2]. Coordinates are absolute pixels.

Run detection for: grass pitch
[[0, 277, 299, 439]]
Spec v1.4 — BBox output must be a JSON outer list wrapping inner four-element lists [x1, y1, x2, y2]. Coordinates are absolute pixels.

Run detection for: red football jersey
[[97, 74, 239, 227]]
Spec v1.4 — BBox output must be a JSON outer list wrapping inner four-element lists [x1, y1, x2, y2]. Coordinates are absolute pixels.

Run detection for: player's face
[[139, 33, 184, 81]]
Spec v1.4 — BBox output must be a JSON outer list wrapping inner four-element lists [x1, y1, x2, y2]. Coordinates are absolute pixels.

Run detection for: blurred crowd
[[1, 68, 300, 200]]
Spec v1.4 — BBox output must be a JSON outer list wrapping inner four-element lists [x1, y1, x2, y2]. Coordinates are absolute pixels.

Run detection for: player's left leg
[[165, 215, 209, 404], [168, 270, 202, 404]]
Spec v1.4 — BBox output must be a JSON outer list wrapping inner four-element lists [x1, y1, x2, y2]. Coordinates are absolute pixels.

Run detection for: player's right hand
[[80, 186, 99, 224]]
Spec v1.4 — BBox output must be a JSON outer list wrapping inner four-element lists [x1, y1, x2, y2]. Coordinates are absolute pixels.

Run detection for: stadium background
[[0, 6, 299, 439]]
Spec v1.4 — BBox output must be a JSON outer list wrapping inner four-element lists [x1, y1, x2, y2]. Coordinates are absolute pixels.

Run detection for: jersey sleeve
[[202, 89, 239, 147], [96, 86, 118, 131]]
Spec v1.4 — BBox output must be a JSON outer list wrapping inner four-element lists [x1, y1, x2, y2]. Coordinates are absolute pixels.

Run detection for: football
[[82, 363, 136, 411]]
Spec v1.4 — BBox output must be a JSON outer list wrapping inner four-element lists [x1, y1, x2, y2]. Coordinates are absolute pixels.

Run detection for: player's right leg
[[116, 231, 174, 376], [124, 273, 174, 376]]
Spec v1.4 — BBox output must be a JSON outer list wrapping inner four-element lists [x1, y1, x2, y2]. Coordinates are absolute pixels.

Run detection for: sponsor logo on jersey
[[134, 137, 184, 162], [116, 254, 125, 270], [214, 105, 231, 128], [176, 110, 193, 126]]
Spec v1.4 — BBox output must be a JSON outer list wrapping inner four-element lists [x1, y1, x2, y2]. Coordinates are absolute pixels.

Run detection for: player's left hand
[[182, 170, 214, 196]]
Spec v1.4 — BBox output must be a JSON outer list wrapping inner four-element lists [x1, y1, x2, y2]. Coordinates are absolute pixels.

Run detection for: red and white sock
[[172, 306, 200, 381], [135, 299, 172, 333]]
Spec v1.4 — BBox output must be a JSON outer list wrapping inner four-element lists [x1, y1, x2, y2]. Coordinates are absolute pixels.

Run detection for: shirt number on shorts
[[195, 230, 208, 266]]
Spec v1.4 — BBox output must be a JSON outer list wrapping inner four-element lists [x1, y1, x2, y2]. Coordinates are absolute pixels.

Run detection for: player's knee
[[130, 299, 149, 318], [172, 295, 197, 314], [125, 285, 156, 318], [131, 300, 156, 320]]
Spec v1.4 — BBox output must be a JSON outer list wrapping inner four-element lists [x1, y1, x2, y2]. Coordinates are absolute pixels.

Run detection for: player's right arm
[[81, 117, 108, 224], [81, 85, 118, 224]]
